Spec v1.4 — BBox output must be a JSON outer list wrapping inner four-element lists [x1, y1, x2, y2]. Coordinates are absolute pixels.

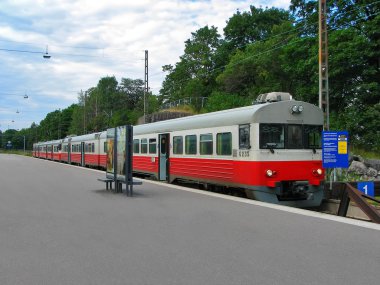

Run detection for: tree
[[119, 78, 144, 110], [203, 91, 249, 112], [224, 6, 291, 49], [160, 25, 222, 108], [217, 21, 298, 100]]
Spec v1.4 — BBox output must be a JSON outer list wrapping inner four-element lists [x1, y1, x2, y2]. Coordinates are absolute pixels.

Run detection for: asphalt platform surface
[[0, 154, 379, 285]]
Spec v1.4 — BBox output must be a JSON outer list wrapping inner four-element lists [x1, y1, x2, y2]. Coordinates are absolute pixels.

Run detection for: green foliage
[[71, 76, 147, 133], [351, 148, 380, 160], [333, 103, 380, 152], [203, 91, 250, 112], [224, 5, 291, 48], [160, 25, 222, 105]]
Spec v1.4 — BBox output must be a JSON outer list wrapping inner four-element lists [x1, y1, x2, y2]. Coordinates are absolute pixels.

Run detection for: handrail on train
[[337, 183, 380, 224]]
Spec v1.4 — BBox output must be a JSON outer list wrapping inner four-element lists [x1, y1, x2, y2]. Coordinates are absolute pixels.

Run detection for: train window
[[133, 139, 140, 153], [141, 139, 148, 154], [72, 144, 80, 152], [173, 136, 183, 154], [149, 138, 157, 154], [185, 135, 197, 155], [160, 137, 167, 155], [239, 124, 250, 149], [104, 142, 108, 153], [216, 132, 232, 155], [304, 125, 322, 149], [92, 143, 95, 153], [200, 134, 213, 155], [287, 125, 303, 149], [260, 124, 285, 149]]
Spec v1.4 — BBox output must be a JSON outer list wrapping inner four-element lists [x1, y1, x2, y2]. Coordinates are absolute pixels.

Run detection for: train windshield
[[260, 124, 322, 149], [260, 124, 285, 149]]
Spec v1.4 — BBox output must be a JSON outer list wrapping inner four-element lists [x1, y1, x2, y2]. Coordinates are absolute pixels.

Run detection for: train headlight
[[266, 169, 275, 177], [313, 168, 323, 176], [290, 105, 303, 114]]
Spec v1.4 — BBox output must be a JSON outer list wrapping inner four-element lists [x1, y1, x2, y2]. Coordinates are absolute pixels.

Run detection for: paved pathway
[[0, 154, 379, 285]]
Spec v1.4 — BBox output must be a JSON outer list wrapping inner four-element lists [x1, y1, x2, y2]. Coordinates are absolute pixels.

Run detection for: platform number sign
[[357, 182, 375, 197]]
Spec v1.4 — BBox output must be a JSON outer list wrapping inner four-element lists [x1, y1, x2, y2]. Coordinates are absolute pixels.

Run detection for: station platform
[[0, 154, 379, 285]]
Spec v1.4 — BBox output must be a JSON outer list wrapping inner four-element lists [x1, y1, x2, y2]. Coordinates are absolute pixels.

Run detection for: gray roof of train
[[134, 101, 322, 135], [35, 101, 322, 145]]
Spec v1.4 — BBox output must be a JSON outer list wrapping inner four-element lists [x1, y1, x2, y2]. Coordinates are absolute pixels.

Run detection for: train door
[[158, 133, 170, 181], [81, 142, 85, 166]]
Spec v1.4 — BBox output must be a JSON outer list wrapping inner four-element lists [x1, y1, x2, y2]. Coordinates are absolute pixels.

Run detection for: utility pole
[[319, 0, 329, 130], [83, 90, 87, 134], [144, 50, 149, 123], [58, 109, 61, 139]]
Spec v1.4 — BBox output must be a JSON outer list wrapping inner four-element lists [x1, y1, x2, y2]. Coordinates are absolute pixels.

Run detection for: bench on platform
[[114, 180, 143, 193], [98, 178, 143, 194], [97, 178, 114, 190]]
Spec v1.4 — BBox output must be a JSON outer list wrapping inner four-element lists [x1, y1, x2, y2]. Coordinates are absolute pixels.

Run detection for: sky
[[0, 0, 290, 132]]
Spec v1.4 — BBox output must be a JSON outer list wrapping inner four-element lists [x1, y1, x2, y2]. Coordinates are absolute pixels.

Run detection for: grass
[[351, 148, 380, 159], [365, 196, 380, 207], [0, 149, 32, 156]]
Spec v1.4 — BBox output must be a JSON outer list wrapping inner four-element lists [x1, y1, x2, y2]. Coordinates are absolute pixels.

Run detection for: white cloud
[[0, 0, 290, 131]]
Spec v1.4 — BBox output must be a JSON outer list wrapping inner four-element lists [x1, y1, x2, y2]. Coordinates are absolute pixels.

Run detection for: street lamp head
[[43, 45, 51, 59]]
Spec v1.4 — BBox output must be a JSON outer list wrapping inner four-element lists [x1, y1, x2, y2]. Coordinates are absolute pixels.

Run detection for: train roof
[[134, 100, 322, 135], [35, 139, 62, 146], [70, 132, 102, 142]]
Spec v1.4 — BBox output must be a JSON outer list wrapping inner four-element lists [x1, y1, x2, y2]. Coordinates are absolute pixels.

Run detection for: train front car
[[246, 98, 324, 207]]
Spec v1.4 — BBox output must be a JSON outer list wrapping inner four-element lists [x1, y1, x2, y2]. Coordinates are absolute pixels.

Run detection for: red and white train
[[33, 92, 325, 207]]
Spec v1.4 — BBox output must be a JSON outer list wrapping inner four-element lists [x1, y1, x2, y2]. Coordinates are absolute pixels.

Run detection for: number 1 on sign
[[363, 185, 368, 195]]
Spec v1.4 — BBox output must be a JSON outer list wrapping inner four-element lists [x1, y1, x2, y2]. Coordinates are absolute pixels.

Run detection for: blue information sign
[[322, 131, 349, 168], [357, 182, 375, 197]]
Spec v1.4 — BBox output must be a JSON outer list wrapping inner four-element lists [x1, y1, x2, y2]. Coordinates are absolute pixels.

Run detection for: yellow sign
[[338, 141, 347, 154]]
